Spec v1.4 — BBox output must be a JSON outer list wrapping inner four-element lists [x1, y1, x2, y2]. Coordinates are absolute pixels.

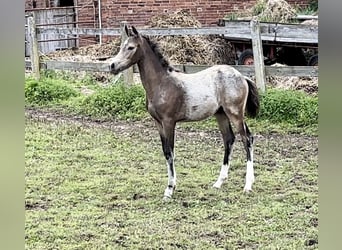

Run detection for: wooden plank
[[37, 24, 318, 44], [295, 15, 318, 20], [27, 60, 318, 77], [223, 21, 318, 44], [27, 13, 40, 80], [45, 61, 112, 72], [182, 65, 318, 77], [250, 20, 266, 93], [37, 27, 121, 36], [37, 26, 229, 37], [265, 65, 318, 77]]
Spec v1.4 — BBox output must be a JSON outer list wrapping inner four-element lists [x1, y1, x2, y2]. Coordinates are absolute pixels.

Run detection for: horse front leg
[[155, 120, 176, 199]]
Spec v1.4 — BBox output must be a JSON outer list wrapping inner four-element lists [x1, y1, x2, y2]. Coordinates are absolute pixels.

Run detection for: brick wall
[[100, 0, 256, 28]]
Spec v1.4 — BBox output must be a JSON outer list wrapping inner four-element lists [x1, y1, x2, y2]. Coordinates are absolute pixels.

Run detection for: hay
[[148, 10, 235, 65], [43, 39, 121, 61], [148, 9, 202, 28], [258, 0, 296, 23], [267, 76, 318, 95]]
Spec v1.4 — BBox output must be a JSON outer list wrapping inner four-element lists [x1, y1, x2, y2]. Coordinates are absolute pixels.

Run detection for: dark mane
[[142, 36, 179, 72]]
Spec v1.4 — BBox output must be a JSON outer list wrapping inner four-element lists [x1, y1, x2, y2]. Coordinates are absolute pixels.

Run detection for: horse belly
[[184, 89, 219, 121]]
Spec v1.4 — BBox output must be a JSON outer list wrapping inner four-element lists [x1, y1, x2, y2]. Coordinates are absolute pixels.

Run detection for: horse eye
[[127, 46, 135, 50]]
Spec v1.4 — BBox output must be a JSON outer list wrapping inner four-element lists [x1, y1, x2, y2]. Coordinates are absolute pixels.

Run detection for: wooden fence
[[26, 16, 318, 92]]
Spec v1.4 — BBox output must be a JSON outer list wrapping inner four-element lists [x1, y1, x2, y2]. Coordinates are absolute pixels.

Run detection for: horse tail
[[244, 77, 260, 118]]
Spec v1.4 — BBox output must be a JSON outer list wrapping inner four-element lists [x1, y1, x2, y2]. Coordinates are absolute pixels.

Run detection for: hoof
[[163, 195, 172, 202], [213, 182, 222, 189], [243, 187, 253, 193]]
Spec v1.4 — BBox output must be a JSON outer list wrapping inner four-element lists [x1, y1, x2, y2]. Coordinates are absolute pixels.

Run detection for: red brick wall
[[100, 0, 256, 28]]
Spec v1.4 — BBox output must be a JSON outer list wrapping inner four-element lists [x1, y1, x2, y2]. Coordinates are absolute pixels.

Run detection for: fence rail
[[36, 22, 318, 45], [25, 60, 318, 77]]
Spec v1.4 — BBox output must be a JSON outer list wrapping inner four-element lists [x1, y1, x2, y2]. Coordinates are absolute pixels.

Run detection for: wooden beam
[[36, 26, 229, 37], [27, 13, 40, 80], [250, 20, 266, 93], [34, 60, 318, 77], [44, 61, 111, 72], [36, 24, 318, 45], [223, 21, 318, 44]]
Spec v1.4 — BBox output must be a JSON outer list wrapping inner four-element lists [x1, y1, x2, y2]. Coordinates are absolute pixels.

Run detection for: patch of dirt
[[25, 107, 318, 165]]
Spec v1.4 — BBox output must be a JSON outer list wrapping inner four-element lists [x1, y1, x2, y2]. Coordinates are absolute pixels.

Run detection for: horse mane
[[142, 36, 179, 72]]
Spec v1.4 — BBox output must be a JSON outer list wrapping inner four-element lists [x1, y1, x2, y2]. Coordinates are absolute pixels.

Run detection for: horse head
[[110, 26, 143, 75]]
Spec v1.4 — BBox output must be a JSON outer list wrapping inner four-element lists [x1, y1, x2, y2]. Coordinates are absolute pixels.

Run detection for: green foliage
[[25, 77, 79, 106], [257, 88, 318, 126], [79, 83, 146, 120], [224, 12, 241, 21], [296, 0, 318, 15]]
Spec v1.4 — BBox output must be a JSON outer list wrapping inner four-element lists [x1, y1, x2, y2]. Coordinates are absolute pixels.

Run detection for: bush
[[257, 88, 318, 126], [79, 83, 146, 120], [25, 77, 79, 105]]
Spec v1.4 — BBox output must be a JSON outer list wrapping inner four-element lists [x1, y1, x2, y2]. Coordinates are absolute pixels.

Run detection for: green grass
[[25, 117, 318, 249]]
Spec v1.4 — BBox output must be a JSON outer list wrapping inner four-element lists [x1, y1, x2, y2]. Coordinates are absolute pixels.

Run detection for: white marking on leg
[[164, 153, 176, 198], [244, 151, 255, 192], [213, 164, 230, 188]]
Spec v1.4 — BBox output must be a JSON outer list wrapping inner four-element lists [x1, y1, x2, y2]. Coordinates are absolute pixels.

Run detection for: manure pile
[[148, 9, 235, 65]]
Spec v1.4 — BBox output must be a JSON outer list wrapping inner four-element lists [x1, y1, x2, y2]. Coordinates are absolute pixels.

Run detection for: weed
[[257, 88, 318, 127], [78, 83, 146, 120], [25, 76, 79, 106]]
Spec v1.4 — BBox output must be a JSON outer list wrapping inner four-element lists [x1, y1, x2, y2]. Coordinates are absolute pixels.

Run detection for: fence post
[[250, 19, 266, 93], [27, 12, 40, 80], [120, 21, 134, 85]]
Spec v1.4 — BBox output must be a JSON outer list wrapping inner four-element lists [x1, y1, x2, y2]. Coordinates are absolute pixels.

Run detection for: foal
[[109, 26, 260, 199]]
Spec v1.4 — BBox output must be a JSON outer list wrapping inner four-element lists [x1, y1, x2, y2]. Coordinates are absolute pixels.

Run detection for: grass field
[[25, 109, 318, 249]]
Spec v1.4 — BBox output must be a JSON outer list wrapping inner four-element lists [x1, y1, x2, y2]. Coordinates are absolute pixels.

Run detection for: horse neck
[[137, 42, 167, 100]]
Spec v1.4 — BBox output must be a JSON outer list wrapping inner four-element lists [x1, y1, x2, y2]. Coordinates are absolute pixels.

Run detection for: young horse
[[109, 26, 260, 199]]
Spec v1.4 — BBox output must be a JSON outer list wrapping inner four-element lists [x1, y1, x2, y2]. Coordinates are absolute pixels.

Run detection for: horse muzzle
[[110, 62, 120, 75]]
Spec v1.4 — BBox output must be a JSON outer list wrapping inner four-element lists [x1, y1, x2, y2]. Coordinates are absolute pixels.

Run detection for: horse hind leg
[[227, 112, 255, 192], [213, 110, 235, 189], [242, 122, 255, 192]]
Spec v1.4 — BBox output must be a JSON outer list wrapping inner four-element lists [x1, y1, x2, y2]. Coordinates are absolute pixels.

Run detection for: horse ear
[[131, 26, 139, 37], [124, 25, 130, 37]]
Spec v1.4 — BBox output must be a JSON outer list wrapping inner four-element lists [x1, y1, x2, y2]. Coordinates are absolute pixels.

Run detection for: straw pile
[[43, 39, 121, 62], [148, 10, 235, 65], [148, 9, 202, 28], [268, 76, 318, 95], [257, 0, 296, 23]]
